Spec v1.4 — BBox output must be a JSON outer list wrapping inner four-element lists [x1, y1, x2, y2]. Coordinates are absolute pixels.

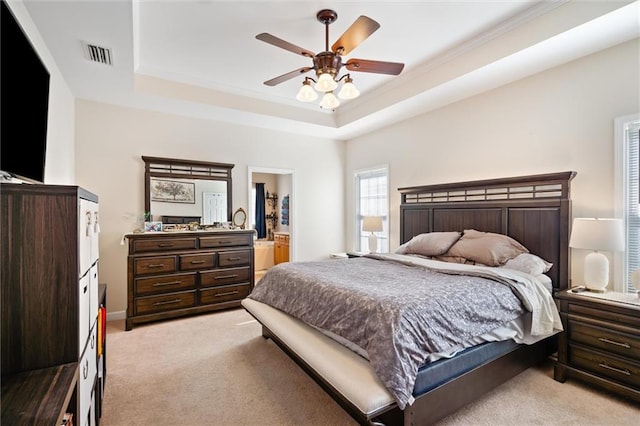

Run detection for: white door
[[202, 192, 226, 224]]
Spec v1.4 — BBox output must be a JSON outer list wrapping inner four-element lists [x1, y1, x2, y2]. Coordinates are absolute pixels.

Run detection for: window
[[614, 114, 640, 293], [355, 166, 389, 252]]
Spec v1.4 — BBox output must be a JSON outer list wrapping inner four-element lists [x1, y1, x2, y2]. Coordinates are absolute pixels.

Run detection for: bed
[[242, 171, 576, 425]]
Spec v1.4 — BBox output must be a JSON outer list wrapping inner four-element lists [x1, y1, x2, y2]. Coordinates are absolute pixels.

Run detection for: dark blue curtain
[[255, 183, 266, 239]]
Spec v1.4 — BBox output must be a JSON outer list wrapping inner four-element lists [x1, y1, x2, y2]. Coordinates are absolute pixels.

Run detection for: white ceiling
[[21, 0, 640, 140]]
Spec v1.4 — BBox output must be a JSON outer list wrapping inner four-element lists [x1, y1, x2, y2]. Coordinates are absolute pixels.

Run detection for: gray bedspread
[[247, 253, 561, 409]]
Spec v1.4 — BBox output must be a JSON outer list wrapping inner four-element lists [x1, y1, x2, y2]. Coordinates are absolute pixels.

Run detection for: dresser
[[274, 232, 290, 264], [554, 289, 640, 402], [126, 230, 255, 330], [1, 183, 102, 425]]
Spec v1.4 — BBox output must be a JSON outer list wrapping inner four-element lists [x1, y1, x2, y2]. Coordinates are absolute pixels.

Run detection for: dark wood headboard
[[398, 171, 576, 291]]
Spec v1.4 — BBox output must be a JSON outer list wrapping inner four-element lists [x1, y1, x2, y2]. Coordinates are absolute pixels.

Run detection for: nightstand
[[346, 251, 367, 258], [554, 288, 640, 402]]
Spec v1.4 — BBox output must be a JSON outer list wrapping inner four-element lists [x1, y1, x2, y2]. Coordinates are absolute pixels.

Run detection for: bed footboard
[[244, 298, 557, 426], [242, 298, 398, 425]]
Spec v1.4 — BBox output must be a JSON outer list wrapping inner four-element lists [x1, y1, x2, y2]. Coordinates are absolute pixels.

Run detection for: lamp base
[[368, 233, 378, 254], [584, 251, 609, 293]]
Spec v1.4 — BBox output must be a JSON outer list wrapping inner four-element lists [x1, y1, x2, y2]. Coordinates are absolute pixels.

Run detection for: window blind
[[355, 167, 389, 252], [625, 121, 640, 293]]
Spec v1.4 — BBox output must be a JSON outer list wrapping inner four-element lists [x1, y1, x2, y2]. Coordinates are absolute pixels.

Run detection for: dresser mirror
[[143, 156, 234, 225]]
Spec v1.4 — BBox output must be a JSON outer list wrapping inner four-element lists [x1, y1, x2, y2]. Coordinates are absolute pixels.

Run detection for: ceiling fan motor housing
[[313, 52, 342, 77]]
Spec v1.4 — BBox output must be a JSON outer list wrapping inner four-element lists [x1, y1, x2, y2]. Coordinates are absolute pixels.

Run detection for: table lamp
[[362, 216, 383, 254], [569, 217, 624, 292]]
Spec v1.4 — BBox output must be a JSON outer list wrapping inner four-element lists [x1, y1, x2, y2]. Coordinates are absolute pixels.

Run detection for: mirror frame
[[232, 207, 247, 229], [143, 156, 234, 222]]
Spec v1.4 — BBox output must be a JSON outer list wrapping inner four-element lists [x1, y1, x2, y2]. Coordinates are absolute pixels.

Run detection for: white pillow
[[502, 253, 553, 276]]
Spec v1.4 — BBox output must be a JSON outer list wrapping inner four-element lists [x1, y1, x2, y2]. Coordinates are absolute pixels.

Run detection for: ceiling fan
[[256, 9, 404, 109]]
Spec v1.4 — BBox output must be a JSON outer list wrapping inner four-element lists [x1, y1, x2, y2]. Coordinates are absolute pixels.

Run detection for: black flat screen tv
[[1, 0, 50, 183]]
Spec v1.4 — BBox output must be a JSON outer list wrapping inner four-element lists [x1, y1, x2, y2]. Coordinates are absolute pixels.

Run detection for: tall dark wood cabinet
[[1, 183, 102, 425]]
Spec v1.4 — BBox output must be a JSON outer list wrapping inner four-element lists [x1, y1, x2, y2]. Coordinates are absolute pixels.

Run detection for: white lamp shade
[[569, 218, 624, 251], [296, 83, 318, 102], [570, 218, 624, 292], [314, 73, 338, 92], [362, 216, 383, 233], [319, 92, 340, 109], [338, 81, 359, 99]]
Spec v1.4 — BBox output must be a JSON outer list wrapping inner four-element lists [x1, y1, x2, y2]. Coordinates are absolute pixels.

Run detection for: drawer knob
[[153, 298, 181, 306], [152, 281, 181, 287], [190, 260, 206, 264], [214, 274, 239, 280], [158, 243, 175, 248], [598, 362, 631, 376], [147, 264, 165, 269], [598, 337, 631, 349], [226, 257, 242, 261], [214, 290, 239, 297]]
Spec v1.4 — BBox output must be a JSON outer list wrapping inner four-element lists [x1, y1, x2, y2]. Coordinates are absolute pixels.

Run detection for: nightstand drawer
[[569, 303, 640, 328], [569, 321, 640, 359], [570, 344, 640, 388]]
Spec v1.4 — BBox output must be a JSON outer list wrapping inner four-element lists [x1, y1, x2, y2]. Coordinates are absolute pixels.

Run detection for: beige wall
[[345, 39, 640, 288], [74, 102, 346, 317]]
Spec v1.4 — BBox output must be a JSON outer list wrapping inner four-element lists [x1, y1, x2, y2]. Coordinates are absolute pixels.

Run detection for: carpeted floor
[[100, 308, 638, 425]]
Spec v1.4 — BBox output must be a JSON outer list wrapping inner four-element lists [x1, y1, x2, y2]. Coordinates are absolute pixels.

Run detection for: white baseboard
[[106, 310, 126, 321]]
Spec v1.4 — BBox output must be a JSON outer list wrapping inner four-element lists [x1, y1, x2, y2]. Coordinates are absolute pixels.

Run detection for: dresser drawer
[[569, 320, 640, 359], [135, 256, 176, 275], [200, 234, 252, 248], [132, 237, 197, 253], [135, 291, 196, 315], [179, 253, 216, 271], [218, 249, 251, 267], [200, 284, 251, 305], [201, 266, 251, 287], [135, 272, 197, 296], [570, 344, 640, 388]]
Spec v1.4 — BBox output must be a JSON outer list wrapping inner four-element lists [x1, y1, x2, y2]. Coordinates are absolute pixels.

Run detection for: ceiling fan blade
[[263, 67, 313, 86], [345, 59, 404, 75], [331, 16, 380, 56], [256, 33, 315, 58]]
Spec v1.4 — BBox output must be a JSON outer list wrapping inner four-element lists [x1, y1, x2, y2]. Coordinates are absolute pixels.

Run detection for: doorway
[[247, 166, 295, 267]]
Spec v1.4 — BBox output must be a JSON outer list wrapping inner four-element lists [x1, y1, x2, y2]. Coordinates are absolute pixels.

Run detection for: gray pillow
[[395, 231, 462, 256], [446, 229, 529, 266]]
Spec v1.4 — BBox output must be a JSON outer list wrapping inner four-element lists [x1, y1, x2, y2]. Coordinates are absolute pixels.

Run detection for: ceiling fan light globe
[[315, 73, 338, 92], [319, 92, 340, 109], [338, 81, 360, 99], [296, 83, 318, 102]]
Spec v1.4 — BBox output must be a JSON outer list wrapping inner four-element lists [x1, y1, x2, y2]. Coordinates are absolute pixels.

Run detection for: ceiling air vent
[[82, 42, 113, 66]]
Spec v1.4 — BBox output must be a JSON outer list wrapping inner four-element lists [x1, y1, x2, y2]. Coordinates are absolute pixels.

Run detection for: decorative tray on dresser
[[554, 288, 640, 402], [126, 229, 255, 330]]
